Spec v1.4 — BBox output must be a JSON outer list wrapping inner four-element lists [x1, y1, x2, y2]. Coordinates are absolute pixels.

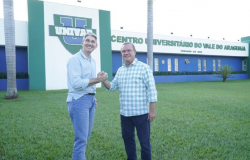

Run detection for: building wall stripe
[[27, 0, 46, 91], [99, 10, 112, 83]]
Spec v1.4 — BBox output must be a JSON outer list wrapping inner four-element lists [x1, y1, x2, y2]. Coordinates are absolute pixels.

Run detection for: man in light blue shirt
[[67, 33, 105, 160], [101, 42, 157, 160]]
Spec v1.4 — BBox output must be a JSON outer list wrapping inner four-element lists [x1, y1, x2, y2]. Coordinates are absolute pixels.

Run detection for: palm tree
[[147, 0, 153, 70], [3, 0, 18, 99]]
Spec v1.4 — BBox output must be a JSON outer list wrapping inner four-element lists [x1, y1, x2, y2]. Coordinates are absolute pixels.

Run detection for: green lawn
[[1, 80, 250, 160]]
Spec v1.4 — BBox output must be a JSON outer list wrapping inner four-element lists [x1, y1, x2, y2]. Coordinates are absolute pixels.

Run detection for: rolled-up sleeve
[[108, 74, 118, 91], [144, 66, 157, 102]]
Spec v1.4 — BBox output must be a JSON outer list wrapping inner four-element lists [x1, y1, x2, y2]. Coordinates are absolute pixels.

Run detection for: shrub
[[217, 65, 233, 82], [0, 72, 7, 79], [0, 72, 29, 79], [16, 72, 29, 79]]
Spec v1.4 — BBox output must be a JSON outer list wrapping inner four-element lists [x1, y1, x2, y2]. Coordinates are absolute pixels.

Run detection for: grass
[[0, 80, 250, 160]]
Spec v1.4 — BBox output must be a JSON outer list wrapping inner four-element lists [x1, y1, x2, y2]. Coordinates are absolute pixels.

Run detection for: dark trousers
[[121, 114, 151, 160]]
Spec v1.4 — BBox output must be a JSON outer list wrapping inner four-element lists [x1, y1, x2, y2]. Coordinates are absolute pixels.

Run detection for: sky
[[0, 0, 250, 42]]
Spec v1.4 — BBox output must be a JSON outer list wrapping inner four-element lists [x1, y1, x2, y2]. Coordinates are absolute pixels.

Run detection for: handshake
[[97, 71, 108, 82]]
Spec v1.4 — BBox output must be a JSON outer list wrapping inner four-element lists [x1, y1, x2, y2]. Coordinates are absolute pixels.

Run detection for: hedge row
[[113, 71, 247, 76], [0, 72, 29, 79], [1, 71, 247, 79], [153, 71, 247, 76]]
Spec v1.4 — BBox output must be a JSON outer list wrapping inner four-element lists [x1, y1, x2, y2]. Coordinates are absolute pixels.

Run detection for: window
[[242, 60, 247, 71], [175, 58, 178, 71], [203, 60, 207, 71], [154, 58, 159, 71], [168, 58, 171, 71], [213, 59, 216, 71], [198, 59, 201, 71], [218, 60, 221, 71]]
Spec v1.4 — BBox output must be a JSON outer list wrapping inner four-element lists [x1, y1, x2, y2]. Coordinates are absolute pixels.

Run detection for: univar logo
[[49, 14, 97, 54]]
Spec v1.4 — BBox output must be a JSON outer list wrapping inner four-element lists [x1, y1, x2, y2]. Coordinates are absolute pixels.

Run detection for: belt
[[86, 93, 95, 95]]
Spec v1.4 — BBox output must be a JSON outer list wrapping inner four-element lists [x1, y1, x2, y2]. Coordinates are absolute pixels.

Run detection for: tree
[[218, 65, 233, 82], [147, 0, 153, 70], [3, 0, 19, 99]]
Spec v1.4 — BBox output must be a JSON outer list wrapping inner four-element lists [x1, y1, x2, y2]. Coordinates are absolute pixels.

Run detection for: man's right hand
[[97, 71, 108, 82]]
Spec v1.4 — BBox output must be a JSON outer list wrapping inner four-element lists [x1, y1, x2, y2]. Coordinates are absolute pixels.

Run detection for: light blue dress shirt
[[66, 49, 96, 102]]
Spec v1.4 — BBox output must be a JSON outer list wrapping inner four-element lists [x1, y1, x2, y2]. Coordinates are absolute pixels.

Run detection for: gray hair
[[83, 32, 97, 42], [120, 42, 136, 52]]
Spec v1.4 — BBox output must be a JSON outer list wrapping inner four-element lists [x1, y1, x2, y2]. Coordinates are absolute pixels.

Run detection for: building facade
[[0, 1, 249, 91]]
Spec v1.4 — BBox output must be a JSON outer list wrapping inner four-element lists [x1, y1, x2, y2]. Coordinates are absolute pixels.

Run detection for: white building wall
[[0, 19, 28, 46], [111, 30, 249, 57], [43, 2, 101, 90]]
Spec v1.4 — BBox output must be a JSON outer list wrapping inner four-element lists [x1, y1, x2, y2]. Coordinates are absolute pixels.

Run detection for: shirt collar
[[80, 49, 92, 60], [123, 58, 138, 67]]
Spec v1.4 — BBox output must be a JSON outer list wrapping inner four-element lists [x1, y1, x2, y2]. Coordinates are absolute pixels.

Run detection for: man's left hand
[[148, 102, 156, 122]]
